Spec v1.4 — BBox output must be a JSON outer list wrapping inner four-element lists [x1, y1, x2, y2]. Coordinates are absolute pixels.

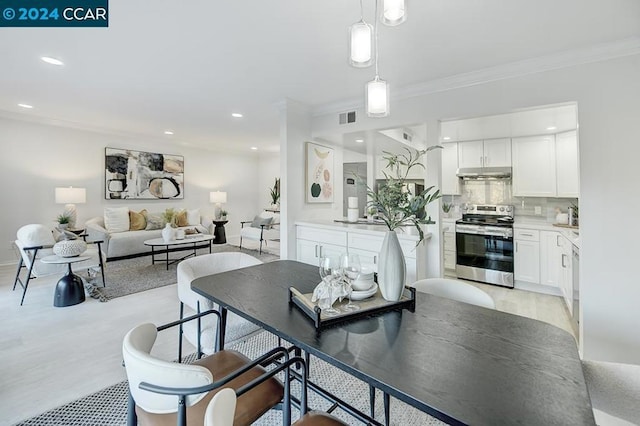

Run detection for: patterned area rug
[[88, 245, 279, 301], [15, 331, 444, 426]]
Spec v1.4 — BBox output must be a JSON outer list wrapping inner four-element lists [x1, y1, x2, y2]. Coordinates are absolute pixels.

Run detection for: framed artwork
[[105, 147, 184, 200], [305, 141, 334, 203]]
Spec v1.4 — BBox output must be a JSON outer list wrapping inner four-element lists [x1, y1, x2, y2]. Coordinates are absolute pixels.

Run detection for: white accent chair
[[410, 277, 496, 309], [122, 322, 285, 426], [13, 224, 106, 305], [581, 360, 640, 425], [177, 253, 263, 359], [239, 211, 279, 254]]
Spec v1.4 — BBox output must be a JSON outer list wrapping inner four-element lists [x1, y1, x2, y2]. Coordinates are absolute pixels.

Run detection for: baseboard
[[514, 281, 563, 296]]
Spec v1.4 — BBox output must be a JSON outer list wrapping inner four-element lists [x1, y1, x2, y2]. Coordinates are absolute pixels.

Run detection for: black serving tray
[[288, 286, 416, 330]]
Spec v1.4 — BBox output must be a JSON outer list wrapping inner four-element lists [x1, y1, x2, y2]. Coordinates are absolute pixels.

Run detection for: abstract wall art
[[105, 147, 184, 200], [305, 141, 334, 203]]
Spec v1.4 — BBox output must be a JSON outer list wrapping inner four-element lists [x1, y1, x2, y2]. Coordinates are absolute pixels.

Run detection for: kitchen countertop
[[296, 220, 431, 242]]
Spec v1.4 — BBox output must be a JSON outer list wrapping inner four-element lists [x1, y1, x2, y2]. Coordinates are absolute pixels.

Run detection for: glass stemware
[[341, 253, 361, 311], [319, 256, 341, 315]]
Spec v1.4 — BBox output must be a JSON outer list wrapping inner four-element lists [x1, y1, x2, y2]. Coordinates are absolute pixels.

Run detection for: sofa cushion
[[129, 209, 147, 231], [144, 212, 164, 230], [187, 209, 200, 226], [104, 207, 130, 233], [175, 210, 188, 227]]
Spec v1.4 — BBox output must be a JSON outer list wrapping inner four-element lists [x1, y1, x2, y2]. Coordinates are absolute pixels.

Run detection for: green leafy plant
[[570, 202, 579, 219], [269, 178, 280, 205], [220, 209, 228, 217], [161, 208, 176, 227], [56, 214, 71, 224], [366, 146, 442, 243], [442, 202, 453, 213]]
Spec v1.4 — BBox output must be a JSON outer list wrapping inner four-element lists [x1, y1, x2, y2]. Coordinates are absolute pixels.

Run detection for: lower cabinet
[[296, 226, 347, 266], [514, 229, 540, 284], [442, 219, 456, 275]]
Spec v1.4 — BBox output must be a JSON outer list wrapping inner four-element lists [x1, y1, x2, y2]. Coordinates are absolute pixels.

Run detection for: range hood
[[456, 167, 512, 180]]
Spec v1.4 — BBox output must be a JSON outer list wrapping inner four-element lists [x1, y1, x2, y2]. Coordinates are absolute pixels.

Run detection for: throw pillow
[[129, 209, 147, 231], [104, 207, 130, 233], [250, 215, 273, 229], [186, 209, 200, 226], [144, 212, 164, 230], [175, 209, 188, 227], [52, 228, 78, 242], [17, 224, 56, 247]]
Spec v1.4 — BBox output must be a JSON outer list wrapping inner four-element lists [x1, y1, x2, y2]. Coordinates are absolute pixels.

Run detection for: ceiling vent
[[339, 111, 357, 125]]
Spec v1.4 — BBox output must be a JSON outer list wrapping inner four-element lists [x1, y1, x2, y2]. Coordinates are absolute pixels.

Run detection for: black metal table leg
[[383, 392, 390, 426]]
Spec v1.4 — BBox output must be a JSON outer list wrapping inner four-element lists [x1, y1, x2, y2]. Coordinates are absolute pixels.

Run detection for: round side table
[[41, 255, 91, 307], [212, 220, 228, 244]]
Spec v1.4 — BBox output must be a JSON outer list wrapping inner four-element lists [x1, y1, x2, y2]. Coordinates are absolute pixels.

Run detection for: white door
[[457, 140, 484, 168], [483, 138, 512, 167], [441, 143, 460, 195], [512, 135, 557, 197], [555, 130, 579, 197], [514, 240, 540, 283], [297, 239, 319, 266]]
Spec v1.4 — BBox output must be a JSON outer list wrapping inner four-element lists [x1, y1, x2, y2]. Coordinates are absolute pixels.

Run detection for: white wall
[[309, 54, 640, 364], [0, 117, 261, 264], [257, 152, 280, 210]]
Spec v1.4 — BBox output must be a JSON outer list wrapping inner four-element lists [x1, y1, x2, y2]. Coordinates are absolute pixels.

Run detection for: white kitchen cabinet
[[442, 219, 456, 275], [458, 138, 511, 169], [441, 143, 460, 195], [560, 236, 574, 315], [512, 135, 557, 197], [555, 130, 580, 197], [296, 226, 347, 266], [514, 229, 540, 284], [540, 231, 561, 289]]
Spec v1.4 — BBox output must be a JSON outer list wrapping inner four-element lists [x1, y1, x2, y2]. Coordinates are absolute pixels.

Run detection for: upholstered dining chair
[[410, 277, 496, 309], [176, 252, 263, 360], [122, 322, 286, 426], [239, 211, 279, 254], [13, 224, 106, 305]]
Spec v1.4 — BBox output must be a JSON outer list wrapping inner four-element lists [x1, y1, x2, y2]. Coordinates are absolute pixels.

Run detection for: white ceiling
[[0, 0, 638, 153]]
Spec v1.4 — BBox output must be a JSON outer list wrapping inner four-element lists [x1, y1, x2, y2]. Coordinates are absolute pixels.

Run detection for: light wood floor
[[0, 261, 574, 425]]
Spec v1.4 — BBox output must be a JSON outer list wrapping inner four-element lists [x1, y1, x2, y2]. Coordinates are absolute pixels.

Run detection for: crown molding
[[312, 36, 640, 117]]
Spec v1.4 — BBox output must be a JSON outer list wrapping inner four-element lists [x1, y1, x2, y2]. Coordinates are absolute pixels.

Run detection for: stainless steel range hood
[[456, 167, 512, 180]]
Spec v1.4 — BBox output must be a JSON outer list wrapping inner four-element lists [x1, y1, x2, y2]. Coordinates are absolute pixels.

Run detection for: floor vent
[[339, 111, 356, 125]]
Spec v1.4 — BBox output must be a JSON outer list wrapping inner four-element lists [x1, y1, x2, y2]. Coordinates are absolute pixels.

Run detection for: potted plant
[[56, 214, 71, 230], [220, 209, 228, 220], [367, 146, 442, 301], [269, 178, 280, 209], [161, 208, 177, 242]]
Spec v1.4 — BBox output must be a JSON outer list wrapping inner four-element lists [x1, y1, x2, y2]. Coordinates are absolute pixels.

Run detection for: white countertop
[[296, 220, 431, 242]]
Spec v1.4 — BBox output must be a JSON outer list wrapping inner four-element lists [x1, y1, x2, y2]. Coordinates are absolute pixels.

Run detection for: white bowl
[[352, 278, 375, 291]]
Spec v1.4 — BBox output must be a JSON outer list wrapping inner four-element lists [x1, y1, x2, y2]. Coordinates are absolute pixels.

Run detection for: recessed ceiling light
[[546, 126, 557, 131], [250, 147, 258, 150], [164, 130, 174, 135], [18, 103, 33, 109], [443, 136, 451, 141], [355, 138, 364, 143], [232, 113, 243, 118], [41, 56, 64, 66]]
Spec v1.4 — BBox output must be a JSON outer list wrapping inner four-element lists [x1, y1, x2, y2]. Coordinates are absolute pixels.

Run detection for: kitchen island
[[295, 220, 431, 285]]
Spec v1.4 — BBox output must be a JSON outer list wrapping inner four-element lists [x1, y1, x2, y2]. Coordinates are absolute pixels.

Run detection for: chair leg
[[259, 239, 263, 255], [239, 236, 243, 250], [13, 257, 23, 291], [178, 302, 184, 363], [19, 262, 37, 306]]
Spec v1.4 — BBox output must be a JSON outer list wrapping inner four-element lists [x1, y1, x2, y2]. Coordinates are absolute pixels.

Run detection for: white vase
[[378, 230, 406, 301], [162, 224, 175, 242]]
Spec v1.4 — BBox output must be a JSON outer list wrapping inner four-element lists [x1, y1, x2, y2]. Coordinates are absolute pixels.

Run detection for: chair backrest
[[122, 323, 213, 413], [204, 388, 236, 426], [16, 224, 60, 276], [177, 252, 262, 312], [411, 278, 496, 309]]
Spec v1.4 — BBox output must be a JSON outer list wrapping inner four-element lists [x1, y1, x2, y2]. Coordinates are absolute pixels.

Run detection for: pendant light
[[366, 0, 389, 117], [381, 0, 406, 26], [349, 0, 373, 67]]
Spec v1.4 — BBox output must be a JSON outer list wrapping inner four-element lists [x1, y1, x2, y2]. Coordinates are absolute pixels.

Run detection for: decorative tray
[[288, 286, 416, 330]]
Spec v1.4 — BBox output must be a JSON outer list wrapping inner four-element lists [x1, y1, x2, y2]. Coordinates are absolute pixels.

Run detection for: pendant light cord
[[374, 0, 379, 78]]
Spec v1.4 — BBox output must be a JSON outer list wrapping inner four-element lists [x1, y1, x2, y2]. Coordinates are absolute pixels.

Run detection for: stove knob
[[499, 207, 505, 212], [506, 206, 513, 212]]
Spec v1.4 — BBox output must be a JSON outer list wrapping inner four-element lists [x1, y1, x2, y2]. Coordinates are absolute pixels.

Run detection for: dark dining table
[[191, 260, 595, 425]]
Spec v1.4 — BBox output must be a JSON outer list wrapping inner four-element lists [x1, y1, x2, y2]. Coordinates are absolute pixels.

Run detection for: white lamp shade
[[209, 191, 227, 204], [366, 77, 390, 117], [55, 187, 86, 204], [382, 0, 406, 26], [349, 21, 373, 67]]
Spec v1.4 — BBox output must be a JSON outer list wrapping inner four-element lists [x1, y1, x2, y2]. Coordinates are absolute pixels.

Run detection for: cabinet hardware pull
[[556, 235, 562, 246], [561, 254, 567, 268], [315, 245, 318, 258], [319, 246, 323, 257], [374, 255, 377, 264], [480, 155, 483, 166], [520, 233, 533, 237], [515, 242, 518, 252]]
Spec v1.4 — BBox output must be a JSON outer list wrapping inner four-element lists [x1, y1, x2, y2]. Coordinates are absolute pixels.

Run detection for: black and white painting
[[105, 147, 184, 199]]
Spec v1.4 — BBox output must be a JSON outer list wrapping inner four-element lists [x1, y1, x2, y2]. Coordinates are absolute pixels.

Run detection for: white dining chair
[[410, 277, 496, 309], [582, 360, 640, 425]]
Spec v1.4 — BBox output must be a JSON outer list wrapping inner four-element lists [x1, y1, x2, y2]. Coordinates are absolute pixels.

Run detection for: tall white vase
[[162, 223, 175, 242], [378, 230, 406, 301]]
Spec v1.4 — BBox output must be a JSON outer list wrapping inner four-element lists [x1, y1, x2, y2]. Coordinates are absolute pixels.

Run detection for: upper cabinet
[[441, 143, 460, 195], [458, 138, 511, 169], [512, 135, 557, 197], [555, 130, 579, 197]]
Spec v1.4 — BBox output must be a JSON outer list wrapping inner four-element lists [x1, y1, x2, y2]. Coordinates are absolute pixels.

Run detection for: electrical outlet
[[534, 206, 542, 215]]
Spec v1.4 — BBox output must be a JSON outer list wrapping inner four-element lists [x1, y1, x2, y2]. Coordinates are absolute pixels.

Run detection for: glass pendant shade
[[382, 0, 406, 26], [366, 77, 390, 117], [349, 20, 373, 67]]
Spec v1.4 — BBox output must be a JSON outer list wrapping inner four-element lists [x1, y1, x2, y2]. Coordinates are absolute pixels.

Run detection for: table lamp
[[210, 191, 227, 219], [55, 187, 86, 229]]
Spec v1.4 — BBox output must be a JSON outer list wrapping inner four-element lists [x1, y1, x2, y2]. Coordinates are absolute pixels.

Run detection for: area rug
[[89, 245, 279, 301], [15, 331, 444, 426]]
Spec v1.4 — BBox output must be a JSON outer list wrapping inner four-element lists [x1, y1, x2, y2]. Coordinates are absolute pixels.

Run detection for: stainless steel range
[[455, 204, 514, 288]]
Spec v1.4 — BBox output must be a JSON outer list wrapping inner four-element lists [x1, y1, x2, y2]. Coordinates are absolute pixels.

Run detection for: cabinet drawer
[[348, 247, 379, 272], [443, 233, 455, 250], [514, 229, 539, 241], [348, 232, 384, 252], [297, 226, 347, 246]]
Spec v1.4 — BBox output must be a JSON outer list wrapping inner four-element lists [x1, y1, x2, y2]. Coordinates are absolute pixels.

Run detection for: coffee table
[[144, 234, 214, 270], [41, 255, 91, 307]]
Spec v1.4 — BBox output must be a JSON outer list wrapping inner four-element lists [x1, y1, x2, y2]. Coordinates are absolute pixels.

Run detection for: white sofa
[[86, 212, 213, 260]]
